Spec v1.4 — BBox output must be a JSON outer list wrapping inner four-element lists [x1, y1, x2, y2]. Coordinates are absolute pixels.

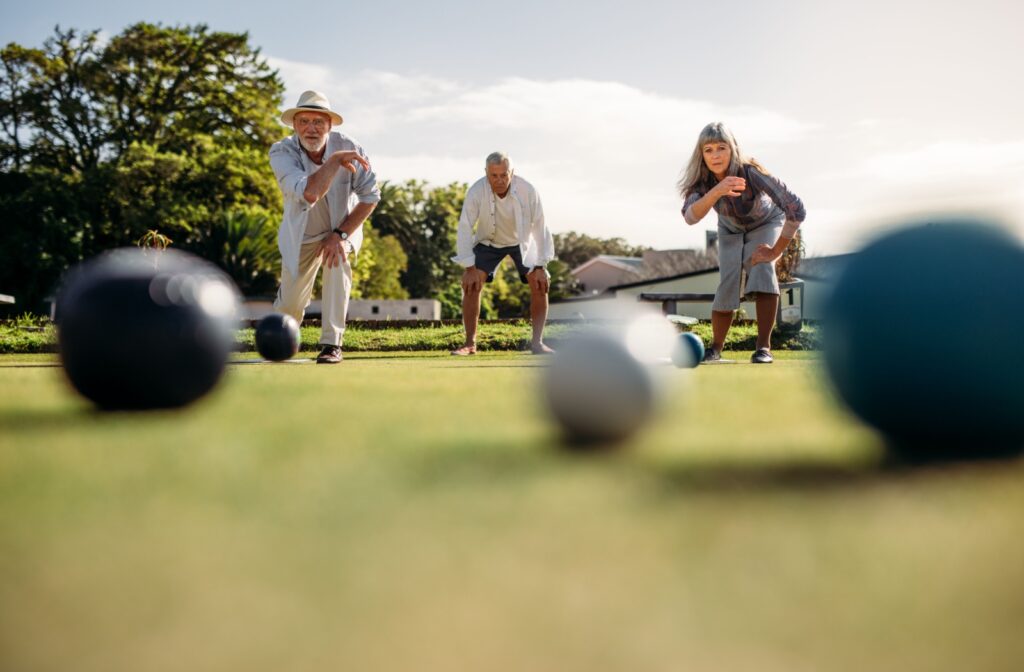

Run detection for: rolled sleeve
[[269, 141, 312, 210], [351, 145, 382, 205], [532, 189, 555, 266], [682, 188, 705, 223], [452, 187, 481, 268], [683, 189, 704, 211]]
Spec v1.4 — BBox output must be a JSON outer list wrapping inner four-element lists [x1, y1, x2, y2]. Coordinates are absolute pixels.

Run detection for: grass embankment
[[1, 315, 821, 354]]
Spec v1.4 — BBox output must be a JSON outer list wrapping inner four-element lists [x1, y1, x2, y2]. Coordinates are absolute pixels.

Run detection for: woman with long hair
[[679, 122, 805, 363]]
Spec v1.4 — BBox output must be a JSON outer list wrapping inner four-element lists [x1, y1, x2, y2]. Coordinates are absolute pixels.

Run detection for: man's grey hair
[[485, 151, 513, 171]]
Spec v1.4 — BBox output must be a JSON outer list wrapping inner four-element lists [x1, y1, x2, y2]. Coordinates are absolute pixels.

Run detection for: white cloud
[[266, 57, 337, 100], [827, 141, 1024, 247], [861, 141, 1024, 183]]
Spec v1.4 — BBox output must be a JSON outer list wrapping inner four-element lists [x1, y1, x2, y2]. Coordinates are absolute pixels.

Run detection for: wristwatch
[[334, 228, 349, 241]]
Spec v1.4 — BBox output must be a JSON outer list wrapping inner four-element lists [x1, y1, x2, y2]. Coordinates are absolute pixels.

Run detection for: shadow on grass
[[434, 364, 549, 370], [631, 438, 1022, 495], [400, 432, 1023, 496], [0, 402, 208, 433], [0, 407, 100, 433], [393, 434, 887, 495], [228, 358, 316, 365], [645, 457, 891, 494]]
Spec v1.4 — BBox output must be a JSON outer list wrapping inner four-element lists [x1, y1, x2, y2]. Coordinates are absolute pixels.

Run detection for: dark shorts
[[473, 243, 532, 284]]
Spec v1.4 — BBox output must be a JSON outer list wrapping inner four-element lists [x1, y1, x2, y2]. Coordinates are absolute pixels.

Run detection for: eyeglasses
[[294, 117, 329, 130]]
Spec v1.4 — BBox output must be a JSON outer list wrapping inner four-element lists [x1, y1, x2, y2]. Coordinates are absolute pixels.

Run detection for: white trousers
[[274, 242, 352, 346]]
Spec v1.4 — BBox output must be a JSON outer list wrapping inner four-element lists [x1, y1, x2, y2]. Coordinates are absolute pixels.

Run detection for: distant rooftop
[[570, 255, 646, 274], [795, 254, 855, 281]]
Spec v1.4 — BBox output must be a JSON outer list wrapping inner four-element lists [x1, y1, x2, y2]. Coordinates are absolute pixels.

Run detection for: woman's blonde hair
[[677, 122, 769, 198]]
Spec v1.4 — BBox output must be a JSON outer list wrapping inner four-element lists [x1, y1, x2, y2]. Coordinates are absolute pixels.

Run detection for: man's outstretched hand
[[333, 150, 370, 174]]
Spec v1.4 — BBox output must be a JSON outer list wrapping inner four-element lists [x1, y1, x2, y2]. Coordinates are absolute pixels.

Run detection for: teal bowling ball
[[823, 219, 1024, 460], [672, 332, 705, 368]]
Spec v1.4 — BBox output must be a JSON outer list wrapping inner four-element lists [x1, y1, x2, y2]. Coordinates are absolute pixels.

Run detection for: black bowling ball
[[255, 313, 301, 361], [57, 248, 241, 410]]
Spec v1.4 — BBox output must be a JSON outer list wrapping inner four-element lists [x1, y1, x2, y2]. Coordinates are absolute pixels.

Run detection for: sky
[[4, 0, 1023, 257]]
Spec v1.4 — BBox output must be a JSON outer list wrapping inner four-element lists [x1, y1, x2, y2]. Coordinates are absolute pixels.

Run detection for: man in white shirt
[[451, 152, 556, 355], [268, 90, 380, 364]]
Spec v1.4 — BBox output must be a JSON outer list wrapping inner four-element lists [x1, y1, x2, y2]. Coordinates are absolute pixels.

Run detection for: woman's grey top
[[683, 164, 805, 237]]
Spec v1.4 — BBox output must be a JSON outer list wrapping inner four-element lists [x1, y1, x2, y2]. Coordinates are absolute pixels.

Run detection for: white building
[[551, 267, 739, 321], [347, 299, 441, 321], [792, 254, 852, 321], [570, 255, 645, 294], [242, 298, 441, 321], [552, 255, 848, 322]]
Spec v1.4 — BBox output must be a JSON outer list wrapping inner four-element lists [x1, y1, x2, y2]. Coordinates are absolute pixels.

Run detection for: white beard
[[299, 136, 327, 154]]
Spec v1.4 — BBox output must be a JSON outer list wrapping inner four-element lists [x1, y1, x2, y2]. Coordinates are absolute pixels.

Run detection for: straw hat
[[280, 90, 343, 126]]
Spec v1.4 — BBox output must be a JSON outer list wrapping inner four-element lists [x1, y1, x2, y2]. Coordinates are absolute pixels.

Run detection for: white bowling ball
[[623, 312, 682, 365], [543, 331, 658, 446]]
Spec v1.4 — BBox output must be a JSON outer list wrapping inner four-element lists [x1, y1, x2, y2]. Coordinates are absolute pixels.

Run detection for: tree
[[484, 258, 579, 319], [553, 231, 651, 271], [0, 44, 46, 171], [358, 222, 409, 299], [0, 24, 286, 312], [5, 24, 283, 171], [368, 180, 465, 300], [185, 209, 280, 297]]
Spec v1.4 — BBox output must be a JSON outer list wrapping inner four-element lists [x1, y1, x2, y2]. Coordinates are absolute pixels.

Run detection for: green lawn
[[1, 351, 1022, 671]]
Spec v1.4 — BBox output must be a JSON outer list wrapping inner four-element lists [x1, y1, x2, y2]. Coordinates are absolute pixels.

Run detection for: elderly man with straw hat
[[268, 90, 381, 363]]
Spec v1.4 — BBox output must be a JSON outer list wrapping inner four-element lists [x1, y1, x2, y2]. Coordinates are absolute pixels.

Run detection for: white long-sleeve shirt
[[452, 175, 556, 269], [269, 132, 380, 277]]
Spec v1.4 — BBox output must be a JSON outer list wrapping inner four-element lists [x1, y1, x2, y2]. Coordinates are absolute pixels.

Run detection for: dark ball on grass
[[57, 248, 240, 410], [672, 332, 705, 368], [823, 219, 1024, 460], [255, 313, 301, 361]]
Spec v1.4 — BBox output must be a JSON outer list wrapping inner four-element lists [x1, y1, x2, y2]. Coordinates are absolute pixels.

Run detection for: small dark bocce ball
[[57, 248, 241, 410], [255, 313, 301, 361], [672, 332, 705, 368], [823, 219, 1024, 460]]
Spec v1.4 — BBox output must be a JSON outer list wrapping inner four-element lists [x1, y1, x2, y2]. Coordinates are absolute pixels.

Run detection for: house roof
[[605, 265, 720, 291], [555, 253, 855, 303], [570, 255, 645, 275], [552, 266, 720, 304], [793, 254, 854, 282]]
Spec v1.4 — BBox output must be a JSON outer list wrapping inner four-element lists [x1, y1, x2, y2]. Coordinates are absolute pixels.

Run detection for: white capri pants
[[712, 217, 784, 312], [274, 241, 353, 346]]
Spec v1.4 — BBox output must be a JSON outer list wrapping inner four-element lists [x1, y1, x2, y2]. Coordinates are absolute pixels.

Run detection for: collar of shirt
[[488, 179, 519, 218]]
